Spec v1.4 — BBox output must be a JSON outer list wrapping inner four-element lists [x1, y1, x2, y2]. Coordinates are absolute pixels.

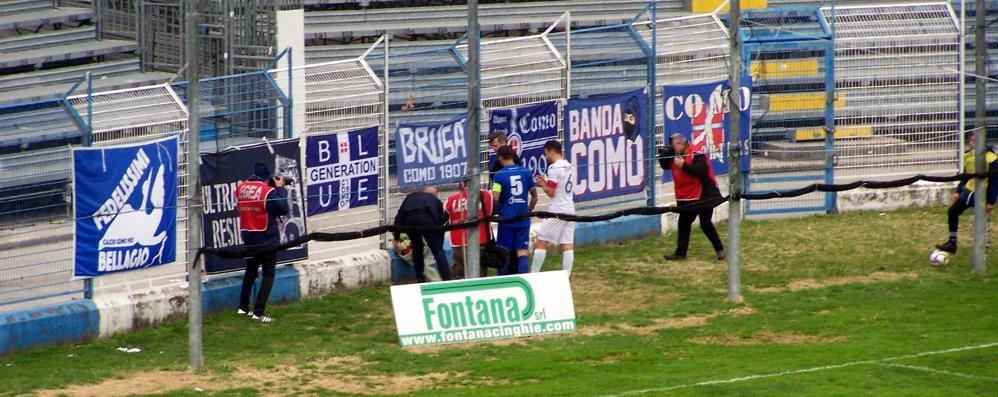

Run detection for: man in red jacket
[[444, 179, 494, 279], [658, 134, 725, 261]]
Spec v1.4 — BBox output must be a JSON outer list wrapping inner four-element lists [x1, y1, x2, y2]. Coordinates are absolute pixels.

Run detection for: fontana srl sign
[[390, 271, 576, 347]]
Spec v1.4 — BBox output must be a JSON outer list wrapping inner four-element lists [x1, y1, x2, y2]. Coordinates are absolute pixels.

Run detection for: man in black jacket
[[658, 134, 725, 261], [393, 187, 451, 283]]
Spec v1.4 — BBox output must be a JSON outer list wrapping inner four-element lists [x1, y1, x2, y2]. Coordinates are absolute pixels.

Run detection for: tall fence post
[[727, 0, 743, 303], [824, 3, 837, 214], [466, 0, 482, 279], [971, 0, 987, 274], [83, 71, 95, 299], [646, 2, 658, 207], [185, 1, 205, 370]]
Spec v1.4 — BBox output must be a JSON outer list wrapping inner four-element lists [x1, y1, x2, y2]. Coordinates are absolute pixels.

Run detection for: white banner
[[390, 271, 577, 347]]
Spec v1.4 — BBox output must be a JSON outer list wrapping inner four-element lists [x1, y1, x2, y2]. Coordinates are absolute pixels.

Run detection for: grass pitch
[[1, 207, 996, 396]]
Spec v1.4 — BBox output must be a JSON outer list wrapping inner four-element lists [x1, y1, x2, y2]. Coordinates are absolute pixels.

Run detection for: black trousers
[[948, 191, 974, 235], [239, 251, 277, 316], [675, 200, 724, 257], [410, 231, 451, 282]]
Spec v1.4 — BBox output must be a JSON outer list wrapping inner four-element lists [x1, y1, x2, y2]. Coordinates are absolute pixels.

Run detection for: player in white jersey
[[531, 140, 576, 276]]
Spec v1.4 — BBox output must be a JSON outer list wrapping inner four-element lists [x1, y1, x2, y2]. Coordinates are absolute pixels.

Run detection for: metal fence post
[[185, 1, 205, 370], [466, 0, 482, 279], [727, 0, 743, 303], [646, 2, 657, 207]]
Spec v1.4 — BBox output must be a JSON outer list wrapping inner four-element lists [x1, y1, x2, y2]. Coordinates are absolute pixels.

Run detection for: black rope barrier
[[198, 169, 997, 261]]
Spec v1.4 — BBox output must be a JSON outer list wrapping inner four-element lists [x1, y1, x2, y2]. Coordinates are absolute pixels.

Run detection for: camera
[[268, 175, 294, 187]]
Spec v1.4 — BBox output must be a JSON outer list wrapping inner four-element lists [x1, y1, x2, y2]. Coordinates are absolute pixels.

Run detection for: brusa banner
[[390, 271, 576, 347], [564, 88, 648, 202], [489, 101, 559, 175], [662, 76, 751, 181], [396, 114, 468, 188], [73, 136, 178, 278], [304, 126, 379, 216]]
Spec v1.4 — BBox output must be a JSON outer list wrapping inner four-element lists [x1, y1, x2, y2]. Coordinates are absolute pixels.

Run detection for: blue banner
[[662, 76, 752, 182], [73, 136, 178, 278], [564, 88, 648, 202], [489, 101, 559, 175], [305, 127, 379, 216], [395, 114, 468, 188], [200, 138, 308, 274]]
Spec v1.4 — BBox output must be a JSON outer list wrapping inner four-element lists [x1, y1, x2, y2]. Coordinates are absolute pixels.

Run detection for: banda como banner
[[200, 139, 308, 274], [73, 136, 178, 278], [489, 101, 559, 175], [662, 76, 752, 181], [304, 126, 379, 216], [390, 271, 577, 347], [564, 88, 648, 202], [396, 114, 469, 188]]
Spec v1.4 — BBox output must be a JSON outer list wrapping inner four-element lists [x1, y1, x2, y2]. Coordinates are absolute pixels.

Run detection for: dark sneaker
[[716, 249, 726, 261], [935, 240, 957, 253], [663, 253, 687, 261]]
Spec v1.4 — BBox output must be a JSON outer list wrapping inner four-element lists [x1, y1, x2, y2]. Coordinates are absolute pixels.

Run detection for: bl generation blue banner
[[395, 114, 469, 188], [488, 101, 559, 175], [564, 88, 648, 202], [304, 127, 379, 216], [73, 136, 178, 278]]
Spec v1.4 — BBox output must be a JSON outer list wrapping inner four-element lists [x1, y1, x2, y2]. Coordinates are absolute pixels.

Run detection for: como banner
[[73, 136, 178, 278], [662, 76, 752, 181], [200, 139, 308, 274], [488, 101, 559, 175], [304, 126, 379, 216], [390, 271, 577, 347], [564, 88, 648, 202], [396, 114, 468, 188]]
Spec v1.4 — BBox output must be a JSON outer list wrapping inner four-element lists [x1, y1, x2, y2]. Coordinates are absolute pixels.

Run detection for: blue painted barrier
[[201, 265, 301, 315], [0, 300, 99, 355]]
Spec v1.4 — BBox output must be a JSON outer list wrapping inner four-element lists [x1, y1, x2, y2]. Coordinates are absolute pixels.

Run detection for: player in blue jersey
[[492, 145, 538, 275]]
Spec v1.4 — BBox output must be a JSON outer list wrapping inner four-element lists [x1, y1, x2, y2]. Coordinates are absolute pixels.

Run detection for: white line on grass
[[878, 363, 998, 382], [601, 342, 998, 397]]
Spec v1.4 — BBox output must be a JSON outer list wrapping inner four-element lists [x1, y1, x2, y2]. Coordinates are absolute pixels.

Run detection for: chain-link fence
[[0, 1, 988, 312]]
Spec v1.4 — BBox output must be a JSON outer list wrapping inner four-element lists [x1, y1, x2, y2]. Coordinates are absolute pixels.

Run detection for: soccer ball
[[929, 250, 950, 266]]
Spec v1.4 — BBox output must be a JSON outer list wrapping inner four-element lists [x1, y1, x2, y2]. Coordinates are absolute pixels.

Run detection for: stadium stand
[[0, 1, 171, 106]]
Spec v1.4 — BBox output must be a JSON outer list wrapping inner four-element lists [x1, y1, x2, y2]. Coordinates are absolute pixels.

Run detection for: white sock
[[562, 251, 574, 276], [531, 249, 547, 273]]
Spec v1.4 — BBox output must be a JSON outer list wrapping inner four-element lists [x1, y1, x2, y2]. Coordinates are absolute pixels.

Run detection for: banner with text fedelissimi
[[564, 88, 649, 202], [395, 114, 469, 188], [390, 271, 577, 347], [73, 136, 179, 278]]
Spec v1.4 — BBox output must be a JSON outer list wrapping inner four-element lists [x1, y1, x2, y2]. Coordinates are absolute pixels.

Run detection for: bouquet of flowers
[[395, 234, 441, 282]]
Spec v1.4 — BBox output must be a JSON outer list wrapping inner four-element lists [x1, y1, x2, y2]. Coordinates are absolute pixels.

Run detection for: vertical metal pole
[[958, 0, 966, 171], [565, 12, 572, 100], [382, 35, 391, 249], [466, 0, 482, 279], [971, 0, 987, 274], [726, 0, 742, 303], [83, 70, 95, 299], [824, 2, 837, 213], [646, 2, 658, 207], [94, 0, 103, 40], [185, 0, 204, 370], [286, 47, 293, 139]]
